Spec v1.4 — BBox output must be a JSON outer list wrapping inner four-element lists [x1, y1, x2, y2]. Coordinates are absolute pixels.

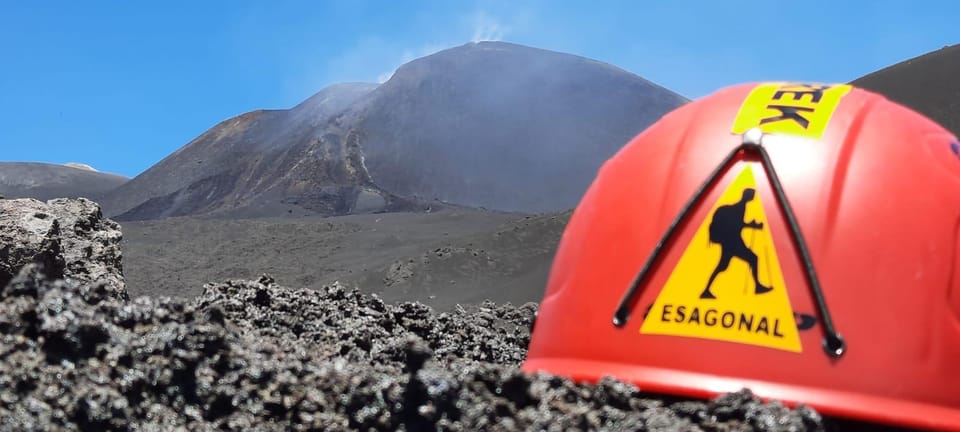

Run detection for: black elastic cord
[[754, 144, 845, 357], [612, 144, 744, 327], [611, 142, 845, 358]]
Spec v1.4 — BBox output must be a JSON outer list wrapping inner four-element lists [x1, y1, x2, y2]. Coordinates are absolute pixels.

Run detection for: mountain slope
[[99, 82, 393, 220], [851, 44, 960, 137], [100, 41, 688, 220], [0, 162, 128, 201], [343, 41, 689, 213]]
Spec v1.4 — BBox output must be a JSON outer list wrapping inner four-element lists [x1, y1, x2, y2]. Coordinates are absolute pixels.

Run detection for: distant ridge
[[851, 44, 960, 137], [0, 162, 128, 201]]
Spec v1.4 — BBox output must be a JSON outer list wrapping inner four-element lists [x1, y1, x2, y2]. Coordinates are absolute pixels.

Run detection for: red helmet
[[522, 82, 960, 431]]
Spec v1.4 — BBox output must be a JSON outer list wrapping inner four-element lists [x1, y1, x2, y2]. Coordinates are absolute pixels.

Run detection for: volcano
[[98, 41, 688, 220]]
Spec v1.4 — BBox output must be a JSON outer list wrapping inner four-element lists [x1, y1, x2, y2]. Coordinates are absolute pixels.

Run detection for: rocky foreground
[[0, 198, 830, 431]]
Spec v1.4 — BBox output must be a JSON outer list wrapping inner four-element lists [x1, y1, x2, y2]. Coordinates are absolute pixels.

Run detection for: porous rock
[[0, 198, 126, 300], [0, 267, 826, 431]]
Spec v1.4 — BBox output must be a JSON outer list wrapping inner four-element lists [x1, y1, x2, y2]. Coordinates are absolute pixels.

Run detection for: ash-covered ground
[[0, 198, 888, 431]]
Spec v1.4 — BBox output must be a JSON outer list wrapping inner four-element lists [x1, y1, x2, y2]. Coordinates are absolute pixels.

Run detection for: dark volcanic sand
[[0, 264, 842, 431], [119, 209, 567, 311]]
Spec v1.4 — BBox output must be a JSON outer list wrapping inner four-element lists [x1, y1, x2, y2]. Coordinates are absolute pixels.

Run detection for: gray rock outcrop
[[0, 197, 126, 300]]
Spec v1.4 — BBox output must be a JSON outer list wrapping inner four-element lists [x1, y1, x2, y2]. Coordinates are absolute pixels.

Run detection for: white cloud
[[378, 42, 450, 83], [470, 11, 508, 42], [302, 10, 515, 90], [403, 43, 449, 63], [376, 11, 512, 83], [376, 71, 395, 84], [63, 162, 99, 172]]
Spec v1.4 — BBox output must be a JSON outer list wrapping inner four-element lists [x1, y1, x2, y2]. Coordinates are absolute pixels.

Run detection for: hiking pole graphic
[[745, 223, 755, 295]]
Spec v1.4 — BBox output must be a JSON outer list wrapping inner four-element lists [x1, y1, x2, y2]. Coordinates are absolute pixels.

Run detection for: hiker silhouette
[[700, 187, 774, 299]]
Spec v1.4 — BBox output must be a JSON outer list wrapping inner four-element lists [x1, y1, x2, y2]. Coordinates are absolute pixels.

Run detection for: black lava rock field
[[0, 197, 897, 431], [0, 264, 838, 431]]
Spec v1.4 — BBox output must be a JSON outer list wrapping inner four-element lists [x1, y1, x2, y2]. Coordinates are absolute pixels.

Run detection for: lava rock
[[193, 276, 538, 368], [0, 266, 827, 431], [0, 198, 126, 300], [0, 199, 65, 289]]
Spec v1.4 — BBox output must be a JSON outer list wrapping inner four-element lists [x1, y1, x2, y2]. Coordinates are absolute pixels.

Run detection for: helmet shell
[[522, 82, 960, 431]]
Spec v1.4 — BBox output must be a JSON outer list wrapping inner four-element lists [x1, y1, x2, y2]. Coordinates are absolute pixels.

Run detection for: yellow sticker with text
[[640, 165, 802, 352], [731, 82, 852, 140]]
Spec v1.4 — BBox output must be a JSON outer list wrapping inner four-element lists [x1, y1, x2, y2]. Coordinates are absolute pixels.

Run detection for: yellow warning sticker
[[731, 82, 852, 140], [640, 165, 802, 352]]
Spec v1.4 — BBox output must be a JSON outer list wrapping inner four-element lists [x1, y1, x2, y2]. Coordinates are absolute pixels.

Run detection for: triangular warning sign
[[640, 165, 802, 352]]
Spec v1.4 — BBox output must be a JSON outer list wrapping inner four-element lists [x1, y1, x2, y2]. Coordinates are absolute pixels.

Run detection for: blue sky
[[1, 1, 957, 178]]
